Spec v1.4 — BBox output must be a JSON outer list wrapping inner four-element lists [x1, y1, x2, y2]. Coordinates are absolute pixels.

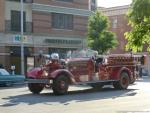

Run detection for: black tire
[[28, 83, 44, 94], [130, 77, 136, 84], [52, 75, 69, 95], [113, 82, 120, 89], [91, 83, 104, 90], [113, 72, 129, 90]]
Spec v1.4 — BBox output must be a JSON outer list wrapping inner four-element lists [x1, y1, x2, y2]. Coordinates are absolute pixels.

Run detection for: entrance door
[[27, 57, 34, 72]]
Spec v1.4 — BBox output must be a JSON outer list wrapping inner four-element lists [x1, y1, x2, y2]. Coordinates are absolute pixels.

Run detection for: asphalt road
[[0, 77, 150, 113]]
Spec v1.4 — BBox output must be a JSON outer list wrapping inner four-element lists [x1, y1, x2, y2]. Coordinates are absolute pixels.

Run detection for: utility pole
[[21, 0, 24, 75]]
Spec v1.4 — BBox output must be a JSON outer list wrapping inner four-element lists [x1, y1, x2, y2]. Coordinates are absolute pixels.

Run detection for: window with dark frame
[[91, 0, 96, 11], [8, 0, 33, 3], [56, 0, 73, 3], [9, 0, 26, 2], [11, 10, 26, 32], [112, 17, 117, 28], [52, 13, 73, 30]]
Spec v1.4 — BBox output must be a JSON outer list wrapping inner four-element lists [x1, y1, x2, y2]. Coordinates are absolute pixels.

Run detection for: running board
[[77, 80, 118, 85], [26, 78, 53, 84]]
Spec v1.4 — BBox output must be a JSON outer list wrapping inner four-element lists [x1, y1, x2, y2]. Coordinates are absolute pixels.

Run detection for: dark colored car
[[0, 69, 25, 86]]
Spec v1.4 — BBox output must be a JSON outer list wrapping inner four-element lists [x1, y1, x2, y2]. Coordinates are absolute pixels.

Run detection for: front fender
[[27, 67, 43, 78], [50, 69, 76, 84]]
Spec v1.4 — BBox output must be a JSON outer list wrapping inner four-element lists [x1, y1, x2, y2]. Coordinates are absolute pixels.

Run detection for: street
[[0, 77, 150, 113]]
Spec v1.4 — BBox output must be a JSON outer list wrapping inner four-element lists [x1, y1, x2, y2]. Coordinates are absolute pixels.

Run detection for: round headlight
[[45, 72, 48, 76], [43, 70, 48, 76]]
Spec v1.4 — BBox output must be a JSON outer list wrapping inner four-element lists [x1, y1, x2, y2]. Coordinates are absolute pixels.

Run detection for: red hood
[[27, 67, 42, 78]]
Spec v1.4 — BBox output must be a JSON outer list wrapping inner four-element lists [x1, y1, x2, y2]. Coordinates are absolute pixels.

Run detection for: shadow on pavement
[[0, 83, 26, 90], [1, 86, 138, 107]]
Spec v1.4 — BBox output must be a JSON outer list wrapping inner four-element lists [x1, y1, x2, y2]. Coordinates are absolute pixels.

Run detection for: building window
[[8, 0, 33, 3], [52, 13, 73, 30], [90, 0, 96, 11], [8, 0, 26, 2], [112, 18, 117, 28], [11, 10, 26, 32], [56, 0, 73, 2]]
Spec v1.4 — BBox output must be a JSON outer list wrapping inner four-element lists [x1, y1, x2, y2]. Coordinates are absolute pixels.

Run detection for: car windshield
[[0, 69, 10, 75], [67, 49, 98, 58]]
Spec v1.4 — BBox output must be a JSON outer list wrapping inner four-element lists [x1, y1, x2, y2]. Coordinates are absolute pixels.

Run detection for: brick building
[[0, 0, 96, 74], [100, 5, 150, 75], [99, 5, 130, 54]]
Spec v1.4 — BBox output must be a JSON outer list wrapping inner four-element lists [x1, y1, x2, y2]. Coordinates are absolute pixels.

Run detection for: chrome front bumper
[[26, 78, 53, 84]]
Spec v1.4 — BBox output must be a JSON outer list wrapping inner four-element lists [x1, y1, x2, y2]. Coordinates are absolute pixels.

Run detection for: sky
[[97, 0, 132, 8]]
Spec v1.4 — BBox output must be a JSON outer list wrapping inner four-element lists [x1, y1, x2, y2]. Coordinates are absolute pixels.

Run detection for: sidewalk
[[136, 76, 150, 82]]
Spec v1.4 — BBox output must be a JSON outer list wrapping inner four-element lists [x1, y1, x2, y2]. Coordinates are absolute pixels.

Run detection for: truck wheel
[[52, 75, 69, 95], [113, 82, 120, 89], [113, 72, 129, 90], [28, 83, 44, 94], [91, 83, 104, 90], [130, 78, 135, 84]]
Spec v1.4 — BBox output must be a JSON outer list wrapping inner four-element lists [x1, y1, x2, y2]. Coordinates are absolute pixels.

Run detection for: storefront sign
[[44, 39, 82, 45], [13, 35, 31, 44]]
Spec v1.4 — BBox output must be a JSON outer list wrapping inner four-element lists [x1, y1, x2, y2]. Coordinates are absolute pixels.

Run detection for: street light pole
[[21, 0, 24, 75]]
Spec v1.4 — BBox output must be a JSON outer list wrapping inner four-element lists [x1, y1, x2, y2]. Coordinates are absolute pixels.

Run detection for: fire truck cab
[[27, 49, 146, 95]]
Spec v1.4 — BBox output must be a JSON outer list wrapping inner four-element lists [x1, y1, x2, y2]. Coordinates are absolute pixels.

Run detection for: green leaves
[[125, 0, 150, 52], [87, 10, 118, 54]]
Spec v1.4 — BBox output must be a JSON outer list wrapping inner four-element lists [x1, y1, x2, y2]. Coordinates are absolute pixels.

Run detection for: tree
[[125, 0, 150, 52], [87, 10, 118, 54]]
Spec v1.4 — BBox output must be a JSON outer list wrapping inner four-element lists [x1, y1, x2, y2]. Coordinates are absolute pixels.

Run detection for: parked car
[[0, 69, 25, 86]]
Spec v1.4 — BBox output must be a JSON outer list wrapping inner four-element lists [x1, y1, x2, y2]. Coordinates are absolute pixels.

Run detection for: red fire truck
[[27, 49, 146, 95]]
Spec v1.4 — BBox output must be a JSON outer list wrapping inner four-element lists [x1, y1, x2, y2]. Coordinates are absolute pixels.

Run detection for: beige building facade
[[0, 0, 96, 74]]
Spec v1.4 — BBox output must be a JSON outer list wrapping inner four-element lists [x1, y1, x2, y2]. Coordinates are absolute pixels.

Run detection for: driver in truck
[[92, 51, 99, 72], [45, 53, 62, 74]]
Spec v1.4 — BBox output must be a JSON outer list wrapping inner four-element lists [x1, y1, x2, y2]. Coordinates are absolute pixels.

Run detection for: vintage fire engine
[[27, 49, 146, 95]]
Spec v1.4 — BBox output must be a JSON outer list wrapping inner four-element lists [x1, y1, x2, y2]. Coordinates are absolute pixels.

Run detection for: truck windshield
[[67, 49, 97, 58]]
